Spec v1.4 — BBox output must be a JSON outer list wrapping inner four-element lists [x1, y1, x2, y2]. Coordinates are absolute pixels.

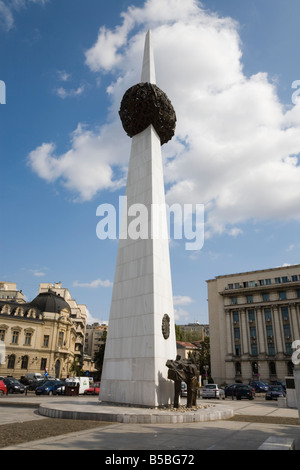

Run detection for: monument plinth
[[99, 31, 177, 408]]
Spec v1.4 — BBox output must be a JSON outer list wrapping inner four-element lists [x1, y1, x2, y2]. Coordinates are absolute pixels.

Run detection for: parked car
[[248, 381, 269, 393], [52, 382, 66, 396], [202, 384, 225, 399], [2, 378, 26, 394], [224, 383, 255, 399], [84, 382, 100, 395], [35, 380, 65, 396], [181, 382, 187, 397], [271, 381, 286, 391], [265, 385, 286, 401], [235, 385, 255, 400], [0, 380, 7, 396]]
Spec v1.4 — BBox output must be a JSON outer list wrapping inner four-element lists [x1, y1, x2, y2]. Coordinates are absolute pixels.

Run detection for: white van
[[65, 377, 90, 394], [25, 373, 44, 381]]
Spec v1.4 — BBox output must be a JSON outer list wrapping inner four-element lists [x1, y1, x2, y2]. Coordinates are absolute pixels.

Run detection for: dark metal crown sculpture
[[119, 82, 176, 145]]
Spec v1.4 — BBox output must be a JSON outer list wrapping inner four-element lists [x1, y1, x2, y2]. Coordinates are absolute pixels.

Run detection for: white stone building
[[207, 265, 300, 384]]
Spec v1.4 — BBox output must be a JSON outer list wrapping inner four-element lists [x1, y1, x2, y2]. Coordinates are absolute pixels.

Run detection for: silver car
[[202, 384, 225, 399]]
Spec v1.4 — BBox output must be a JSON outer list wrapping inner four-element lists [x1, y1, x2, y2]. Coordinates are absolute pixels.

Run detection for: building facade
[[85, 322, 108, 359], [177, 323, 209, 340], [0, 282, 88, 379], [39, 283, 87, 368], [207, 265, 300, 384]]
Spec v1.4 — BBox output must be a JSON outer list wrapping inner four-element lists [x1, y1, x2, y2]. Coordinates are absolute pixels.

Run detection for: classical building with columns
[[207, 265, 300, 384]]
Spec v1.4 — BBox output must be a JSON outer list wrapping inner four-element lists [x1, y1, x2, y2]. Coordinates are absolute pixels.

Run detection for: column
[[256, 307, 265, 354], [273, 304, 283, 354]]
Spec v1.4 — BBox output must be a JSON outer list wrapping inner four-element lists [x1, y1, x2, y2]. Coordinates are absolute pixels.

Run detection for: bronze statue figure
[[166, 356, 199, 408]]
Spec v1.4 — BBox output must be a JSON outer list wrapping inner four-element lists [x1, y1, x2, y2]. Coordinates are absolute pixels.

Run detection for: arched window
[[287, 361, 294, 376], [235, 362, 242, 376], [252, 361, 259, 375], [269, 361, 276, 376], [21, 355, 29, 370], [7, 354, 15, 369]]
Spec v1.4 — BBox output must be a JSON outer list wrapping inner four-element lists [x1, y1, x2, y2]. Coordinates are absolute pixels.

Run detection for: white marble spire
[[99, 32, 176, 408], [141, 30, 156, 84]]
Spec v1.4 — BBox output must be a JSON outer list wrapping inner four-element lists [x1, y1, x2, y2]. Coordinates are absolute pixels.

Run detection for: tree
[[93, 330, 107, 379], [175, 324, 185, 341], [189, 337, 211, 378]]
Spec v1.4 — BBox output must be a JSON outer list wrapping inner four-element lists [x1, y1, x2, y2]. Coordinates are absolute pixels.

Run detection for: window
[[265, 279, 271, 285], [267, 343, 276, 356], [251, 344, 258, 356], [265, 308, 272, 322], [269, 362, 276, 376], [7, 354, 15, 369], [21, 355, 28, 369], [58, 331, 64, 348], [243, 281, 249, 288], [252, 362, 259, 374], [249, 281, 255, 287], [282, 276, 289, 283], [259, 279, 265, 286], [297, 290, 300, 299], [40, 358, 47, 370], [24, 332, 32, 346], [43, 335, 49, 347], [248, 309, 255, 323], [262, 293, 270, 302], [284, 324, 291, 339], [247, 295, 253, 303], [233, 311, 239, 323], [279, 291, 287, 300], [231, 297, 238, 305], [234, 328, 240, 340], [281, 306, 289, 321], [286, 343, 293, 355], [292, 275, 298, 282], [228, 284, 233, 290], [250, 326, 257, 339], [235, 344, 241, 356], [0, 329, 5, 341], [12, 331, 19, 345], [235, 362, 242, 375], [266, 325, 274, 338], [275, 277, 281, 284]]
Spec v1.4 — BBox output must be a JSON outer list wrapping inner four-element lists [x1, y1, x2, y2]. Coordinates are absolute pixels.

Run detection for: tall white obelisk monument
[[99, 31, 177, 407]]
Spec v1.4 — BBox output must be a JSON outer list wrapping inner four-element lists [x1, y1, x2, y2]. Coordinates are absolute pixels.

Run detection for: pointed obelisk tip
[[141, 30, 156, 84]]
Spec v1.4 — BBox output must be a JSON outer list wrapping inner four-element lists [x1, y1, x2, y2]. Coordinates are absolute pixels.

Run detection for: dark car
[[35, 380, 65, 396], [248, 381, 269, 393], [224, 383, 255, 399], [2, 378, 26, 394], [271, 381, 286, 391], [235, 385, 255, 400], [265, 385, 286, 401]]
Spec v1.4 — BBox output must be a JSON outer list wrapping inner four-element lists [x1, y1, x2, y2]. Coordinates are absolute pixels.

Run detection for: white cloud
[[28, 0, 300, 236], [173, 295, 194, 306], [55, 85, 85, 99], [0, 0, 48, 31], [73, 278, 113, 288]]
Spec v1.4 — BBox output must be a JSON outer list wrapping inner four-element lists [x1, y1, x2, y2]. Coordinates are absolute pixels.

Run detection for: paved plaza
[[1, 395, 300, 451]]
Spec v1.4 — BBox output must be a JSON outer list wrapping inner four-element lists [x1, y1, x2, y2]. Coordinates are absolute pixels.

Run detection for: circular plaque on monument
[[119, 82, 176, 145], [162, 314, 170, 339]]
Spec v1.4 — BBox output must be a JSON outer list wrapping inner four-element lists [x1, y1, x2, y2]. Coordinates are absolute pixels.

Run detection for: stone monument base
[[38, 399, 234, 424]]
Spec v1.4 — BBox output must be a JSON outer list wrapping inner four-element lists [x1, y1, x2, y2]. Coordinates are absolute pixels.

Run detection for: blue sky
[[1, 0, 300, 325]]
